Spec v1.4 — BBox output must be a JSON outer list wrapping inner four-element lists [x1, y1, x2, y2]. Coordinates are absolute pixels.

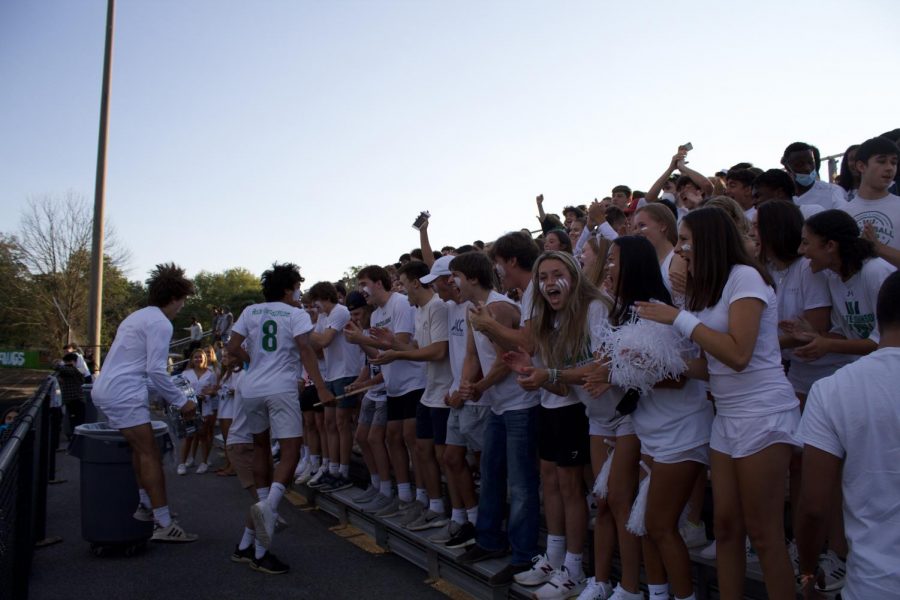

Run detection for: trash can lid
[[75, 420, 168, 439]]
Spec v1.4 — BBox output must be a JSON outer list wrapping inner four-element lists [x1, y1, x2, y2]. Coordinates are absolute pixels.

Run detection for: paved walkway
[[30, 448, 452, 600]]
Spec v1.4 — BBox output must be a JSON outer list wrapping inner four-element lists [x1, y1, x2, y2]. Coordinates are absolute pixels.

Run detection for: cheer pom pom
[[599, 313, 689, 395]]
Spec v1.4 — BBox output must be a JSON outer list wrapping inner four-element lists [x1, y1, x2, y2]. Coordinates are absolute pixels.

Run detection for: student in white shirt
[[796, 271, 900, 599], [90, 263, 198, 543], [176, 349, 218, 475], [638, 207, 799, 600], [308, 281, 366, 492], [725, 169, 758, 221], [372, 260, 452, 531], [782, 142, 847, 212], [796, 210, 895, 359], [632, 203, 686, 297], [226, 263, 333, 575], [841, 136, 900, 266]]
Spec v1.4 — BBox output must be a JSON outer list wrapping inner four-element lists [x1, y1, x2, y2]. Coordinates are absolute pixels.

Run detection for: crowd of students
[[91, 133, 899, 600]]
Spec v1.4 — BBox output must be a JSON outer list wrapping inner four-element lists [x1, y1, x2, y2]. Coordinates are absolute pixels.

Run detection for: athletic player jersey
[[446, 299, 471, 397], [694, 265, 797, 417], [472, 291, 539, 414], [826, 257, 895, 346], [322, 303, 365, 381], [415, 294, 452, 408], [371, 292, 426, 397], [92, 306, 188, 408], [232, 302, 313, 397]]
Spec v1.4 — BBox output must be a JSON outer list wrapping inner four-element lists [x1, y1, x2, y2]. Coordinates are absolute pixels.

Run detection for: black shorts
[[538, 403, 589, 467], [415, 402, 450, 445], [387, 389, 423, 422], [300, 386, 322, 413]]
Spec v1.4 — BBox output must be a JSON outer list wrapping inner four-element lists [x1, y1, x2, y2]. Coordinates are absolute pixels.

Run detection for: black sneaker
[[320, 475, 354, 493], [488, 561, 531, 586], [250, 551, 289, 575], [445, 521, 477, 549], [308, 472, 336, 489], [231, 544, 254, 563], [457, 543, 508, 565]]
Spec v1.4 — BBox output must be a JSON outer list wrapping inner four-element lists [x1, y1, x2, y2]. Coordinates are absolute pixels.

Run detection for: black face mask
[[612, 388, 640, 419]]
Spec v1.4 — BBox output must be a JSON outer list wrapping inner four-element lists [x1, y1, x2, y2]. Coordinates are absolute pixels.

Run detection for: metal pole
[[87, 0, 115, 373]]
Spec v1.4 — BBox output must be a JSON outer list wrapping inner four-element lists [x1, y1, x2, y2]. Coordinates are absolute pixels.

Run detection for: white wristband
[[673, 310, 701, 339]]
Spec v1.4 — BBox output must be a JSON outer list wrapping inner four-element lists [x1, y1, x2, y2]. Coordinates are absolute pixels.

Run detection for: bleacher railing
[[0, 376, 53, 600]]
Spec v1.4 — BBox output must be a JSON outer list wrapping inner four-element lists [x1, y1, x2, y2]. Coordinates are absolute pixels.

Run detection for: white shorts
[[94, 397, 150, 430], [243, 391, 304, 440], [589, 413, 634, 438], [217, 395, 235, 419], [644, 443, 710, 466], [710, 408, 800, 459]]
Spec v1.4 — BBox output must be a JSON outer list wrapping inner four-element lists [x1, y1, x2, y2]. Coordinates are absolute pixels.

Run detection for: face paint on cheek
[[453, 277, 463, 289], [292, 288, 302, 302], [495, 264, 506, 279], [556, 278, 571, 294], [538, 280, 551, 300], [680, 243, 692, 253], [362, 286, 372, 296]]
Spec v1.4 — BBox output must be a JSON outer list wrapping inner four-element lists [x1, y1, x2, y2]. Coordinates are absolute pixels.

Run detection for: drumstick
[[313, 384, 378, 407]]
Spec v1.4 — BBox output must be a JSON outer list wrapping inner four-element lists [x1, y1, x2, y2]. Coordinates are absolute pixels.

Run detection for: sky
[[1, 0, 898, 286]]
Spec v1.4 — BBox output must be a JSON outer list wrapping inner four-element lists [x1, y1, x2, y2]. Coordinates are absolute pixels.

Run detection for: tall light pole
[[87, 0, 115, 372]]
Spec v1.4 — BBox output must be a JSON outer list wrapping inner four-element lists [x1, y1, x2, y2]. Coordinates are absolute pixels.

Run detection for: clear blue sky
[[2, 0, 897, 286]]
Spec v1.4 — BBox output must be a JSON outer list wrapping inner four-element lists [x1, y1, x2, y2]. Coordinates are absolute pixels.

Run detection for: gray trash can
[[69, 420, 172, 555]]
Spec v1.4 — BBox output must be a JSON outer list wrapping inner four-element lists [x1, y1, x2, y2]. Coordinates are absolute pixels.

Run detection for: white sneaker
[[294, 461, 314, 485], [151, 521, 198, 543], [133, 504, 153, 522], [576, 577, 613, 600], [294, 457, 309, 479], [514, 553, 557, 586], [176, 463, 187, 476], [816, 550, 846, 592], [195, 462, 209, 474], [608, 584, 643, 600], [251, 500, 277, 549], [405, 509, 449, 531], [679, 520, 707, 548], [698, 540, 716, 560], [185, 456, 195, 468], [533, 566, 586, 599], [307, 464, 328, 487]]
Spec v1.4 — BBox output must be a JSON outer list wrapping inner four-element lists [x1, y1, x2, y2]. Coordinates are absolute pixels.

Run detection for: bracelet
[[798, 573, 816, 590], [547, 368, 558, 384], [673, 310, 701, 339]]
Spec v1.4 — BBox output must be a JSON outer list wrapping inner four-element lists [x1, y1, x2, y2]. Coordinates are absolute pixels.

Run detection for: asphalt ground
[[29, 447, 453, 600]]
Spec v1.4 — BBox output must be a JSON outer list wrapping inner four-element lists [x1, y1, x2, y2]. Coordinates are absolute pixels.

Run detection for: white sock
[[238, 527, 255, 550], [379, 480, 393, 498], [546, 534, 566, 569], [254, 539, 266, 560], [138, 488, 151, 509], [428, 498, 444, 514], [466, 506, 478, 524], [451, 508, 467, 525], [564, 552, 583, 578], [675, 595, 696, 600], [339, 464, 350, 478], [648, 583, 669, 598], [257, 486, 270, 502], [416, 487, 428, 506], [371, 474, 381, 488], [267, 482, 286, 512], [322, 457, 331, 468], [397, 482, 413, 502], [153, 506, 172, 528], [301, 445, 309, 461], [311, 455, 321, 468], [329, 462, 340, 475]]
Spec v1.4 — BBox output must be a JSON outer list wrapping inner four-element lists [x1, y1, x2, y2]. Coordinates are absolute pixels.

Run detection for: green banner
[[0, 350, 42, 369]]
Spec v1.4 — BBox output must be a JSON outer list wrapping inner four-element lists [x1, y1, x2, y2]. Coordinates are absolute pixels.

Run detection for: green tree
[[175, 267, 262, 334]]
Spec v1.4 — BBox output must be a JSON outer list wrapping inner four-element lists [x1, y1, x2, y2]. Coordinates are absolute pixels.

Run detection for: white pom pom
[[626, 461, 652, 536], [592, 441, 615, 499], [599, 313, 690, 395]]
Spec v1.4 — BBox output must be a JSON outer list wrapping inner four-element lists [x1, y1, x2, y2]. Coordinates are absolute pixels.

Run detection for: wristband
[[547, 368, 558, 384], [673, 310, 701, 339]]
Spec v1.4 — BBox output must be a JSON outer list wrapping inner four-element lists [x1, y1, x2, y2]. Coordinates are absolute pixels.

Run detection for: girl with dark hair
[[637, 207, 800, 600], [543, 229, 573, 254], [604, 236, 713, 600], [836, 144, 860, 199], [796, 209, 895, 359]]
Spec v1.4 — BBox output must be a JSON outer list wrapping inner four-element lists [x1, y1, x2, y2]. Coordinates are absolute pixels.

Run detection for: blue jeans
[[475, 405, 540, 564]]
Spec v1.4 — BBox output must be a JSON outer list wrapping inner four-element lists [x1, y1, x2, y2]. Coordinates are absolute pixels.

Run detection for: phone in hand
[[682, 142, 693, 152], [412, 211, 431, 230]]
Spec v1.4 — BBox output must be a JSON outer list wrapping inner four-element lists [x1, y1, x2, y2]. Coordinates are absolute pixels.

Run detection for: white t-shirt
[[693, 265, 798, 417], [189, 322, 202, 341], [472, 291, 538, 414], [226, 370, 252, 445], [322, 303, 365, 381], [371, 293, 426, 397], [313, 316, 329, 381], [519, 280, 535, 327], [794, 179, 847, 212], [841, 192, 900, 252], [799, 347, 900, 599], [92, 306, 188, 408], [414, 294, 453, 408], [446, 300, 471, 396], [769, 258, 851, 392], [181, 367, 216, 397], [232, 302, 313, 397], [826, 258, 895, 345]]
